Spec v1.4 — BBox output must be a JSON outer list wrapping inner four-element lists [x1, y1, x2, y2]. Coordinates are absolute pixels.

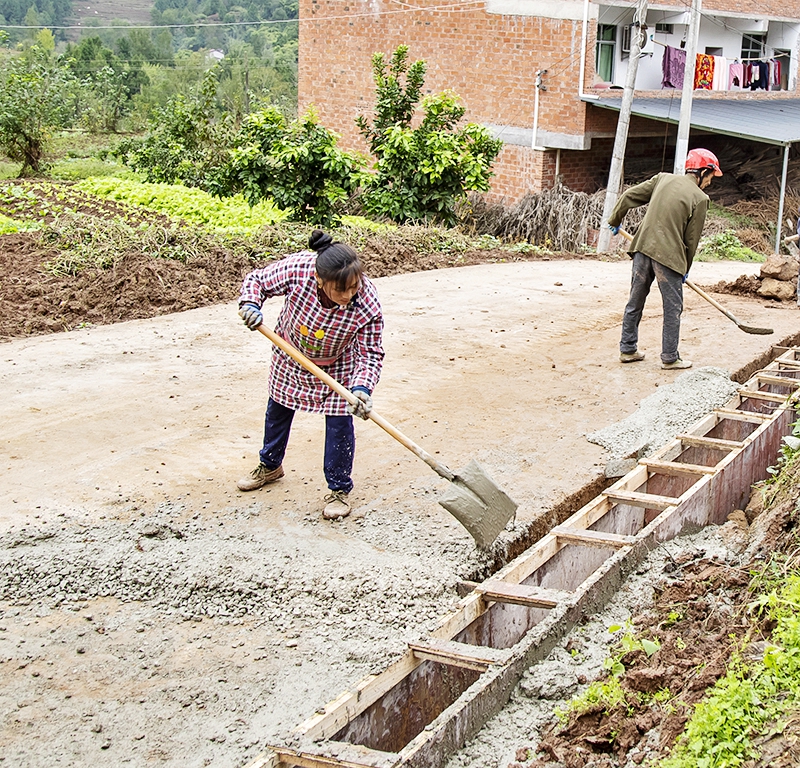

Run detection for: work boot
[[236, 463, 284, 491], [620, 351, 645, 363], [661, 359, 692, 370], [322, 490, 351, 520]]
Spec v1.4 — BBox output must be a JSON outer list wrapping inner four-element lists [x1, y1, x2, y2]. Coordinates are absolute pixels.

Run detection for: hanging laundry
[[711, 56, 727, 90], [661, 45, 686, 88], [771, 59, 782, 90], [749, 60, 769, 90], [694, 53, 714, 90], [728, 60, 743, 90]]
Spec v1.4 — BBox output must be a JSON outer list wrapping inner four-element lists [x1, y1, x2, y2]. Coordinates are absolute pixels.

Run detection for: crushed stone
[[586, 366, 740, 458]]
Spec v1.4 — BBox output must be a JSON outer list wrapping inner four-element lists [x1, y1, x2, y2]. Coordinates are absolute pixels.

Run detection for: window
[[655, 23, 673, 34], [741, 32, 766, 60], [621, 24, 647, 55], [596, 24, 616, 82]]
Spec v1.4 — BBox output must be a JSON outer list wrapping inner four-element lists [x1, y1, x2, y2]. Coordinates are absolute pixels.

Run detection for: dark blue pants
[[620, 252, 684, 364], [259, 398, 355, 493]]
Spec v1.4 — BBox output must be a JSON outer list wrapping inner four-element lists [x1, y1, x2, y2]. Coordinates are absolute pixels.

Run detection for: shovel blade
[[437, 459, 518, 548], [739, 324, 773, 335]]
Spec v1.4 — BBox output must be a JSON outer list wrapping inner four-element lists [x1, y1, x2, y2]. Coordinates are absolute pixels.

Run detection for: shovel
[[254, 324, 518, 548], [619, 229, 773, 335]]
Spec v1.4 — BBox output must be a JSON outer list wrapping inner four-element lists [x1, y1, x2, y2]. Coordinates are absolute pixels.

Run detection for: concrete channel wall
[[249, 348, 800, 768]]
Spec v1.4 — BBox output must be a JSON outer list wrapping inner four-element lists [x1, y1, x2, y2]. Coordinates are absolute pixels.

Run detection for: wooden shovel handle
[[683, 279, 737, 322], [255, 324, 456, 482]]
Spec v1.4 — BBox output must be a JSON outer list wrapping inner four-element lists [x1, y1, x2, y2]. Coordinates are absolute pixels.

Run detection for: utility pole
[[673, 0, 702, 174], [597, 0, 648, 252], [531, 69, 547, 149]]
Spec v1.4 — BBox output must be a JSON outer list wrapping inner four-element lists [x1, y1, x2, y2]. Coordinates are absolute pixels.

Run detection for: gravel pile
[[586, 366, 741, 458], [0, 504, 468, 652]]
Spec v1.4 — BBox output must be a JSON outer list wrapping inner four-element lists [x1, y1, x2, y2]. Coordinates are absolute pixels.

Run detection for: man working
[[608, 148, 722, 370]]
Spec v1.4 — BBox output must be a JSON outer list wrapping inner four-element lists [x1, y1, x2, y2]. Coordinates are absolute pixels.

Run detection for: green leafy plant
[[696, 230, 766, 262], [77, 177, 287, 233], [356, 45, 503, 226], [116, 66, 234, 189], [219, 106, 365, 225]]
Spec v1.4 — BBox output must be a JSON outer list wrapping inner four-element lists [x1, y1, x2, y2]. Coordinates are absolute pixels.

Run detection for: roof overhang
[[583, 96, 800, 146]]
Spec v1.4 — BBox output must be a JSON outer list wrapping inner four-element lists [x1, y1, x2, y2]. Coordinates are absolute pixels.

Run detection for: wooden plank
[[244, 753, 280, 768], [475, 580, 569, 608], [271, 748, 386, 768], [714, 408, 772, 423], [430, 592, 487, 642], [408, 639, 508, 672], [757, 373, 800, 389], [773, 358, 800, 369], [736, 388, 787, 404], [485, 533, 565, 590], [677, 434, 744, 451], [555, 495, 614, 534], [603, 490, 680, 511], [551, 525, 636, 548], [639, 458, 717, 477], [297, 652, 421, 741]]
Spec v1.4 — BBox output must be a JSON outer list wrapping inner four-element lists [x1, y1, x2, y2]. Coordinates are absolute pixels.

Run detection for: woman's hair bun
[[309, 229, 333, 252]]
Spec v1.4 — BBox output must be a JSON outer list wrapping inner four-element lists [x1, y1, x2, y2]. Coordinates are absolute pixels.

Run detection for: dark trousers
[[620, 252, 684, 364], [259, 398, 355, 493]]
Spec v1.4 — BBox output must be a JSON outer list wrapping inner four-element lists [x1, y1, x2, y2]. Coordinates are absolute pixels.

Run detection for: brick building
[[298, 0, 800, 202]]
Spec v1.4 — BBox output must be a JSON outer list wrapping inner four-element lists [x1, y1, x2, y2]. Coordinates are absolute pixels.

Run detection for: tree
[[61, 36, 149, 132], [0, 43, 73, 174], [220, 106, 365, 224], [356, 45, 503, 226], [116, 66, 232, 187]]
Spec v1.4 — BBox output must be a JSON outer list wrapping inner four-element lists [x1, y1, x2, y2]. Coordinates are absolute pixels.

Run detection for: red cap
[[685, 148, 723, 176]]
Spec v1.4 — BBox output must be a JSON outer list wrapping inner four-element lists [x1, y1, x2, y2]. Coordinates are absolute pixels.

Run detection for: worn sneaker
[[236, 463, 284, 491], [619, 351, 645, 363], [661, 359, 692, 370], [322, 490, 351, 520]]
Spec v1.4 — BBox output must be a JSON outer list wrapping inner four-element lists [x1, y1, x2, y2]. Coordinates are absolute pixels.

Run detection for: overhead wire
[[0, 0, 484, 31]]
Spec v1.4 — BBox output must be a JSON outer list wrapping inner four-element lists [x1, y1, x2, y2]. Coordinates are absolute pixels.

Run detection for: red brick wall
[[299, 0, 799, 203], [300, 0, 592, 155]]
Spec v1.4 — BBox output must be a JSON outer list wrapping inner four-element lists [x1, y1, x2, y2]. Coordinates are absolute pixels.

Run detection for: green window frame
[[596, 24, 616, 83]]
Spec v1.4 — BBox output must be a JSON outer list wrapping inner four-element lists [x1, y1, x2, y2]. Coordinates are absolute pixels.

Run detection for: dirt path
[[0, 259, 796, 767]]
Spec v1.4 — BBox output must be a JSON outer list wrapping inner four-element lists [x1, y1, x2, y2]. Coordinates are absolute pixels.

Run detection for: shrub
[[356, 45, 502, 226]]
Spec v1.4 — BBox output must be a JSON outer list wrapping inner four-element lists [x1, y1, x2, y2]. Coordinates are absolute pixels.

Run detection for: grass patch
[[39, 213, 226, 276], [696, 230, 766, 262], [708, 201, 758, 229], [662, 424, 800, 768]]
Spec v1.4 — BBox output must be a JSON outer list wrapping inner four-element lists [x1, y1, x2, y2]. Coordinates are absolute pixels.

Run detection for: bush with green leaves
[[696, 229, 765, 262], [356, 45, 503, 226], [219, 106, 365, 225], [0, 39, 75, 175], [115, 67, 234, 189]]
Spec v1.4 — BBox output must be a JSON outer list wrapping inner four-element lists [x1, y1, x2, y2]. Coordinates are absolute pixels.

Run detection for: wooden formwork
[[250, 350, 800, 768]]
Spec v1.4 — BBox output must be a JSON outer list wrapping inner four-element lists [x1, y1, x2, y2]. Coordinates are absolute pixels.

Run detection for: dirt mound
[[522, 555, 752, 768], [0, 227, 594, 341], [706, 273, 763, 298], [0, 233, 255, 339]]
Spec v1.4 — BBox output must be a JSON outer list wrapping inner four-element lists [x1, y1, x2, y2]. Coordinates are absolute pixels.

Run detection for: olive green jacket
[[608, 173, 709, 275]]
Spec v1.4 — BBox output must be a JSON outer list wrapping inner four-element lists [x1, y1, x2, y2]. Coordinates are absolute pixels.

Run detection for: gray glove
[[349, 389, 373, 420], [239, 303, 263, 331]]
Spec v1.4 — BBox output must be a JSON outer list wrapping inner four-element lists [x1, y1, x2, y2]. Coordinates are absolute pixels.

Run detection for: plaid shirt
[[240, 253, 384, 416]]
